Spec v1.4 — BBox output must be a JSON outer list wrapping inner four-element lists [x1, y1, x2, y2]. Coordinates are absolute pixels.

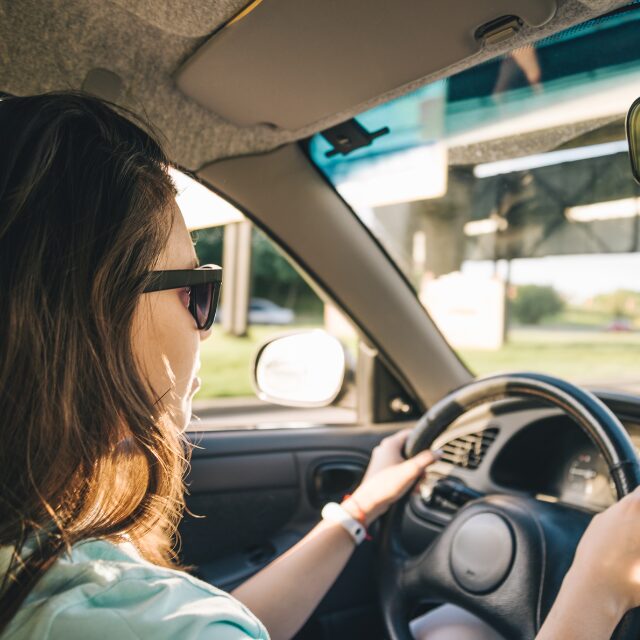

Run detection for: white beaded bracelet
[[321, 502, 367, 545]]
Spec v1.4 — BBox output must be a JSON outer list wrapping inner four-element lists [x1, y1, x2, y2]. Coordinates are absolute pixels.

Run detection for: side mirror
[[253, 330, 348, 408], [627, 97, 640, 183]]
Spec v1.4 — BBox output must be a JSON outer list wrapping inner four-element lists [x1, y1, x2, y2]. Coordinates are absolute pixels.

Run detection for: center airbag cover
[[450, 512, 514, 593]]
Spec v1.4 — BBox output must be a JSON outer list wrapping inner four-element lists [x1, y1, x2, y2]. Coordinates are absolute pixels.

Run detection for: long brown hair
[[0, 92, 185, 630]]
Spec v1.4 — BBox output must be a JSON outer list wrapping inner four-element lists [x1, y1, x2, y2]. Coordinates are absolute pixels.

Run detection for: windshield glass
[[309, 4, 640, 394]]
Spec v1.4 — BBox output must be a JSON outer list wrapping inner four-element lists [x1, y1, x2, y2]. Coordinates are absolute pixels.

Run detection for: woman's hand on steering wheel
[[569, 486, 640, 615], [343, 429, 440, 527], [538, 486, 640, 639]]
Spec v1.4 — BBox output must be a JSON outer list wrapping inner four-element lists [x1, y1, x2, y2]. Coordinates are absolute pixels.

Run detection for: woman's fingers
[[392, 450, 440, 490], [406, 449, 440, 478], [380, 449, 441, 500], [414, 448, 441, 468], [350, 446, 441, 523], [362, 428, 435, 484], [380, 427, 412, 448]]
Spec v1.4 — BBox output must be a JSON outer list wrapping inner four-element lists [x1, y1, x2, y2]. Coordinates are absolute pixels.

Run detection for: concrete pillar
[[221, 220, 252, 336], [411, 168, 474, 278]]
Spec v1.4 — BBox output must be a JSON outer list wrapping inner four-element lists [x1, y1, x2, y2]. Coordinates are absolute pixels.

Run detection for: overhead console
[[176, 0, 557, 130]]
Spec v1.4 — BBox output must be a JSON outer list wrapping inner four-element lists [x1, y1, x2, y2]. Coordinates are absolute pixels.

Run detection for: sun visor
[[176, 0, 557, 130]]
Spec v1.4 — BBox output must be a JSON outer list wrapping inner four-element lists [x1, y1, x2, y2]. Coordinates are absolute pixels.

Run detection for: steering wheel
[[378, 372, 640, 640]]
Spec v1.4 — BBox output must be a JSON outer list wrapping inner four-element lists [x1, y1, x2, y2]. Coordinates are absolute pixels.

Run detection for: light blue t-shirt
[[0, 539, 270, 640]]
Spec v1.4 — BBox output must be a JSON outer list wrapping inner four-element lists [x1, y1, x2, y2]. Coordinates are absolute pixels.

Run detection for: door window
[[190, 222, 358, 430]]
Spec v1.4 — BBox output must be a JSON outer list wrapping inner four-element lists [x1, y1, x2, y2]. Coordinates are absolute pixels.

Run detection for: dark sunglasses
[[143, 264, 222, 330]]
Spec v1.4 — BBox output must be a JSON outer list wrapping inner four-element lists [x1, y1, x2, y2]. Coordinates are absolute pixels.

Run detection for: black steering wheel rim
[[378, 371, 640, 640]]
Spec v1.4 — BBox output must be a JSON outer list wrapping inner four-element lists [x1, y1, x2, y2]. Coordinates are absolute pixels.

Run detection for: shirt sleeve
[[47, 572, 270, 640]]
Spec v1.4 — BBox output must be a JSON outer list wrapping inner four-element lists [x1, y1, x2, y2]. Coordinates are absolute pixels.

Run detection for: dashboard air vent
[[440, 428, 499, 470]]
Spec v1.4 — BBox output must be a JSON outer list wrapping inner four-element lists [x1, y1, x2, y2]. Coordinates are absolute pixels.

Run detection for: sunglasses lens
[[192, 282, 214, 329]]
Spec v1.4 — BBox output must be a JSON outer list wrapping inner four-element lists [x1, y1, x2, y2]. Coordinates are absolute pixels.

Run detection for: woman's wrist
[[341, 490, 379, 528], [539, 566, 626, 639], [564, 564, 629, 622]]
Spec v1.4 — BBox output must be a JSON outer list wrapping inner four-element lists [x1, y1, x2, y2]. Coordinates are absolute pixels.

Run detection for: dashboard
[[489, 414, 621, 510], [413, 391, 640, 519]]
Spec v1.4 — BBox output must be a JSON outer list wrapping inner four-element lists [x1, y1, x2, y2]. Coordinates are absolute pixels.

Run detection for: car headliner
[[0, 0, 628, 170]]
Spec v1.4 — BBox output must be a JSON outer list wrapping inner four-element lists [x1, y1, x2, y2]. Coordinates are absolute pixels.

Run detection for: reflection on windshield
[[310, 5, 640, 393]]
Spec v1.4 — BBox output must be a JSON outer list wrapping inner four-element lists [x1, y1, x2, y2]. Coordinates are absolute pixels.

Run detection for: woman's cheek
[[177, 287, 190, 310]]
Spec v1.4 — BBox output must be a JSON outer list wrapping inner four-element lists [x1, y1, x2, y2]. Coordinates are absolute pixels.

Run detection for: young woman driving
[[0, 93, 639, 640]]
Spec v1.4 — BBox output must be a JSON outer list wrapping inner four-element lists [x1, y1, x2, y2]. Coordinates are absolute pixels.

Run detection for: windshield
[[309, 4, 640, 394]]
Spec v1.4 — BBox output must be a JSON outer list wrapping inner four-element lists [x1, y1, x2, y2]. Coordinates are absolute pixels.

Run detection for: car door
[[178, 228, 420, 639], [180, 348, 419, 639], [180, 225, 417, 639], [180, 423, 405, 639]]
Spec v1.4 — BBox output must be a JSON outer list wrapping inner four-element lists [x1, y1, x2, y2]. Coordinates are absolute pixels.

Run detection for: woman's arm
[[537, 487, 640, 639], [230, 516, 359, 640], [536, 569, 623, 639], [231, 429, 438, 640]]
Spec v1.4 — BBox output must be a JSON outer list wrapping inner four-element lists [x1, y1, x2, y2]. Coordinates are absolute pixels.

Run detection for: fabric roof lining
[[0, 0, 628, 170]]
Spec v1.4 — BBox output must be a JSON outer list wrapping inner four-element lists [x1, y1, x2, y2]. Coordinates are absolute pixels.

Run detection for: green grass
[[541, 308, 613, 328], [197, 324, 640, 400], [198, 324, 323, 399], [460, 328, 640, 387], [540, 307, 640, 330]]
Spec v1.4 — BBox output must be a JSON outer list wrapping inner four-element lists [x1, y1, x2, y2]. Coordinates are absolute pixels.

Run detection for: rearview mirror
[[626, 97, 640, 183], [253, 330, 348, 408]]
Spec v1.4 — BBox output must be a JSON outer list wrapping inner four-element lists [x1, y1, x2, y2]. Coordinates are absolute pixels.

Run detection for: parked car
[[248, 298, 295, 324], [606, 318, 633, 332], [215, 297, 295, 325]]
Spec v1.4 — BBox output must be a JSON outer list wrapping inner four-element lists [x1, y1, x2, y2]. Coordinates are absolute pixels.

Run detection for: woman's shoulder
[[4, 538, 269, 640]]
